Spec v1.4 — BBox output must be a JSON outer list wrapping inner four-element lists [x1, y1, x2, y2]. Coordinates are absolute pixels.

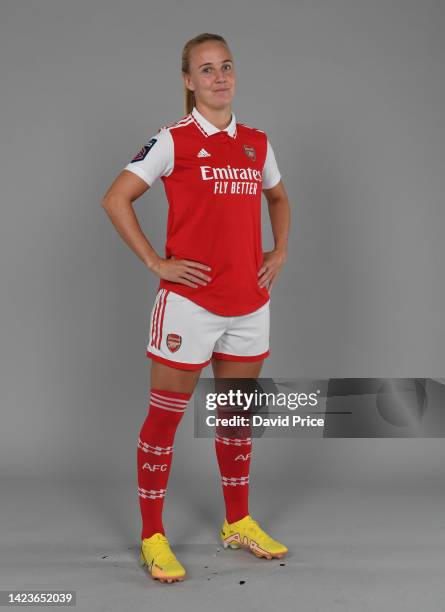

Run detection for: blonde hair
[[181, 33, 231, 115]]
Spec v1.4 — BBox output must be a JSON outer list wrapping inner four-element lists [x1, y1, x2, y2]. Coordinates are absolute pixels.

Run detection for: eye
[[202, 64, 232, 74]]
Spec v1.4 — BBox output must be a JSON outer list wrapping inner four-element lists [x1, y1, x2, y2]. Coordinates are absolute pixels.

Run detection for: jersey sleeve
[[262, 137, 281, 190], [123, 127, 174, 187]]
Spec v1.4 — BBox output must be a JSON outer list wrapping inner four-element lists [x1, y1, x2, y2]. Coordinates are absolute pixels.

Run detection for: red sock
[[214, 410, 252, 524], [137, 388, 191, 540]]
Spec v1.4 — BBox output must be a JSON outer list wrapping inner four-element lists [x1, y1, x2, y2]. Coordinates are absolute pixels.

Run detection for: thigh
[[150, 359, 203, 394], [211, 358, 264, 378]]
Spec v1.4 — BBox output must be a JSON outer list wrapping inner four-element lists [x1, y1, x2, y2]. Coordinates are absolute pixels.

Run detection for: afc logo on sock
[[142, 463, 168, 471], [234, 452, 251, 462]]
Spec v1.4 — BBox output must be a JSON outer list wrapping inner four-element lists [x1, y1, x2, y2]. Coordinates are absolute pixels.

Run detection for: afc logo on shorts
[[166, 333, 182, 353]]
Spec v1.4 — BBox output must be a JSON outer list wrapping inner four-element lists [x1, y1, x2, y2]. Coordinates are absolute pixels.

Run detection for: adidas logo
[[197, 148, 211, 157]]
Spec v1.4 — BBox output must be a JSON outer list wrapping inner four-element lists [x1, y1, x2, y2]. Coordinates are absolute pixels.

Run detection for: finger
[[182, 265, 212, 282], [258, 269, 273, 284], [260, 268, 277, 287], [182, 259, 212, 272], [257, 265, 267, 276], [180, 271, 207, 286], [182, 270, 209, 285], [176, 276, 198, 288], [173, 276, 198, 289], [258, 275, 272, 288]]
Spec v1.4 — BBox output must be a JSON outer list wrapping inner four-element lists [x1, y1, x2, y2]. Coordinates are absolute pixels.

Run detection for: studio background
[[1, 0, 444, 608]]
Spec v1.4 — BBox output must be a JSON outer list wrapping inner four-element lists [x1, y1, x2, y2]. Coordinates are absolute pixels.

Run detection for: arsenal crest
[[243, 144, 256, 161], [166, 333, 182, 353]]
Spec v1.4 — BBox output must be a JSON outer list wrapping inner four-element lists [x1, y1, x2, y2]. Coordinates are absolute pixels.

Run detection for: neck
[[195, 102, 232, 131]]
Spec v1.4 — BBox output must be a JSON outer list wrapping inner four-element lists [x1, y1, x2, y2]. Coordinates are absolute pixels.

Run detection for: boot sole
[[221, 536, 287, 560]]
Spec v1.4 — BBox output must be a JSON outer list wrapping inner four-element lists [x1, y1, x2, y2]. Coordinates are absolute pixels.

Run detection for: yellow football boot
[[220, 514, 288, 560], [139, 532, 186, 583]]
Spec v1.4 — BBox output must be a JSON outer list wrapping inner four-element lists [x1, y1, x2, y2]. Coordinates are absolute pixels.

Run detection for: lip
[[214, 88, 230, 92]]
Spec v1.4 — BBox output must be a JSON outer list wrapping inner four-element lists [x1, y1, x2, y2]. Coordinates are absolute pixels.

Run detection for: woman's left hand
[[257, 249, 287, 292]]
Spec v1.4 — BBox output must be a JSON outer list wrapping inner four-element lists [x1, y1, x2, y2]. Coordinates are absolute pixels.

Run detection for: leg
[[151, 359, 202, 393], [211, 357, 264, 379], [211, 356, 288, 560], [211, 357, 264, 525], [138, 360, 203, 541], [139, 289, 219, 581]]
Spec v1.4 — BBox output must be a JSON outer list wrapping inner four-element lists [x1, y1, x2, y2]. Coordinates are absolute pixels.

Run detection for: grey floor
[[1, 479, 445, 611]]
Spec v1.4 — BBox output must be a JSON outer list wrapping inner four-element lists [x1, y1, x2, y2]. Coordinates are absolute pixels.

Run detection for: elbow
[[101, 192, 133, 214], [101, 195, 111, 210]]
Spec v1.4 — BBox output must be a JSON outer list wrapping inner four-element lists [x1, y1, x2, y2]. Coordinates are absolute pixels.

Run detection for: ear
[[182, 72, 195, 92]]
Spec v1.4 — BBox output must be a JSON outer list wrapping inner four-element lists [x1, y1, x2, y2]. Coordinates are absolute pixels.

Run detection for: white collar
[[191, 106, 237, 138]]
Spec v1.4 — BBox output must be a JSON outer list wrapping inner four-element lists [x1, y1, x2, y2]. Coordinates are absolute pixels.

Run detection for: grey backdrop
[[1, 0, 445, 608]]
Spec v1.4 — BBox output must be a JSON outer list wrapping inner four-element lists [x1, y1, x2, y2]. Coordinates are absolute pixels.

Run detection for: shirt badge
[[243, 144, 256, 162]]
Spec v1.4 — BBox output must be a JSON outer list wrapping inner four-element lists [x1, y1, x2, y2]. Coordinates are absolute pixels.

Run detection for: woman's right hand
[[151, 256, 212, 288]]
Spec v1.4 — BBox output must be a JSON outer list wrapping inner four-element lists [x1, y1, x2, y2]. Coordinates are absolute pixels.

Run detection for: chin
[[214, 93, 234, 104], [209, 99, 232, 110]]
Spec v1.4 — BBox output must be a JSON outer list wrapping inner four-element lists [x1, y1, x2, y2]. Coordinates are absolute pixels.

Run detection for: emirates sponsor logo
[[200, 165, 262, 181], [167, 333, 182, 353]]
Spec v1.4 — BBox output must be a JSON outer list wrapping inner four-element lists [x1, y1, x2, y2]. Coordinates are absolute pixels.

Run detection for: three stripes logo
[[197, 148, 211, 157]]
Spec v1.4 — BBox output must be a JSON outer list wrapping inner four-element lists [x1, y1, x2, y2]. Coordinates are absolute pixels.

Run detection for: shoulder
[[236, 121, 266, 136], [158, 113, 194, 134], [144, 114, 194, 150], [236, 121, 267, 145]]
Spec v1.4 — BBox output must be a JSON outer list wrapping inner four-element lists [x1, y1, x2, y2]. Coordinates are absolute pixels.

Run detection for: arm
[[101, 170, 211, 288], [101, 170, 160, 270], [258, 179, 291, 291]]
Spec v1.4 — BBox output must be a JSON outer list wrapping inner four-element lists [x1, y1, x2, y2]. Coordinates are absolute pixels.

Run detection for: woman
[[102, 33, 291, 583]]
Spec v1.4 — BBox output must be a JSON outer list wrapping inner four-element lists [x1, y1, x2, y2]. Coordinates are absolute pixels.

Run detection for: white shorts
[[146, 289, 270, 370]]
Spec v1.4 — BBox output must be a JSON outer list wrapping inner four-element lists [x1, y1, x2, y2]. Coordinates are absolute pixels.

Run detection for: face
[[183, 41, 236, 110]]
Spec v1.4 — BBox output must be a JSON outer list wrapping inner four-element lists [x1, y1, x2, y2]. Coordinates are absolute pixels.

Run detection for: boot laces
[[146, 533, 176, 565], [244, 518, 274, 543]]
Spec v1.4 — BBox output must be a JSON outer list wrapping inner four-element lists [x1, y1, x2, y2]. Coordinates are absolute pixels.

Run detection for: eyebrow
[[198, 59, 233, 68]]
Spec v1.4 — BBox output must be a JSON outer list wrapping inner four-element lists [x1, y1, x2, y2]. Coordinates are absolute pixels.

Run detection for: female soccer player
[[101, 33, 291, 583]]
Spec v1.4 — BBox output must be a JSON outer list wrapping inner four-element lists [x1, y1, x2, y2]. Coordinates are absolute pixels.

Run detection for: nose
[[215, 69, 228, 82]]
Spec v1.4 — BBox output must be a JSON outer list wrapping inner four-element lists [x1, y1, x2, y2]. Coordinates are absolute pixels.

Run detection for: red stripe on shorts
[[156, 290, 169, 348], [151, 290, 163, 348]]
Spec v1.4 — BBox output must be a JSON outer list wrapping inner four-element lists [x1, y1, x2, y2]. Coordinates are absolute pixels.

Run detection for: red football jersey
[[124, 106, 281, 316]]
